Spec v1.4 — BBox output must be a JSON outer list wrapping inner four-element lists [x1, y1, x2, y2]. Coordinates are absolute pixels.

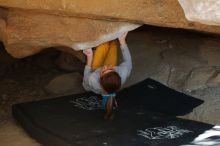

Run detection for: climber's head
[[100, 65, 121, 93]]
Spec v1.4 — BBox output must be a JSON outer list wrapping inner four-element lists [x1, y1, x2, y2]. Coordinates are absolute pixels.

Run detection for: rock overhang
[[1, 1, 220, 58]]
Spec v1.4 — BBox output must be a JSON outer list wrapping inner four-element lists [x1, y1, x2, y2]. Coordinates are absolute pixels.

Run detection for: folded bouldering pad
[[13, 78, 209, 146]]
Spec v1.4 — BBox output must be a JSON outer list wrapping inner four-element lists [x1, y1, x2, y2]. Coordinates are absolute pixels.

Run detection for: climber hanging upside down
[[82, 32, 132, 120]]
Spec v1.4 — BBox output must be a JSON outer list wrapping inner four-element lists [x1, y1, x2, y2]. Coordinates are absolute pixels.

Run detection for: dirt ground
[[1, 26, 220, 146]]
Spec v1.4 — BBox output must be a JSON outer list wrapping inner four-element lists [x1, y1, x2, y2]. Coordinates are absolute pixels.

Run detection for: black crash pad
[[117, 78, 203, 116], [12, 78, 209, 146]]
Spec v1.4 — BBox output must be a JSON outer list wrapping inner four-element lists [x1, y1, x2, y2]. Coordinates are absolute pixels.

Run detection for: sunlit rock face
[[1, 0, 220, 33], [1, 0, 220, 58], [0, 8, 6, 44], [3, 9, 140, 58], [0, 19, 5, 43], [179, 0, 220, 26]]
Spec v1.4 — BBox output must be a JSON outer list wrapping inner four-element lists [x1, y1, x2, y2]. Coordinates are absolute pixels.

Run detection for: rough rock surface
[[184, 67, 216, 92], [207, 71, 220, 87], [45, 72, 85, 95], [1, 0, 220, 34], [4, 9, 139, 58], [2, 1, 220, 58], [0, 18, 6, 43], [0, 8, 7, 43], [183, 87, 220, 125], [178, 0, 220, 26], [55, 51, 85, 72]]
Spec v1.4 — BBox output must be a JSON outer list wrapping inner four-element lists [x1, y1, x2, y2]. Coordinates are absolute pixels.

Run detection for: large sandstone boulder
[[5, 9, 140, 58], [1, 0, 220, 34], [179, 0, 220, 26], [1, 1, 220, 58], [0, 19, 5, 43], [0, 8, 7, 44]]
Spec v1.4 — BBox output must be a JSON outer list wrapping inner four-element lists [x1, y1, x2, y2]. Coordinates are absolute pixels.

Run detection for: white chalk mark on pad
[[70, 96, 102, 110], [137, 126, 193, 140]]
